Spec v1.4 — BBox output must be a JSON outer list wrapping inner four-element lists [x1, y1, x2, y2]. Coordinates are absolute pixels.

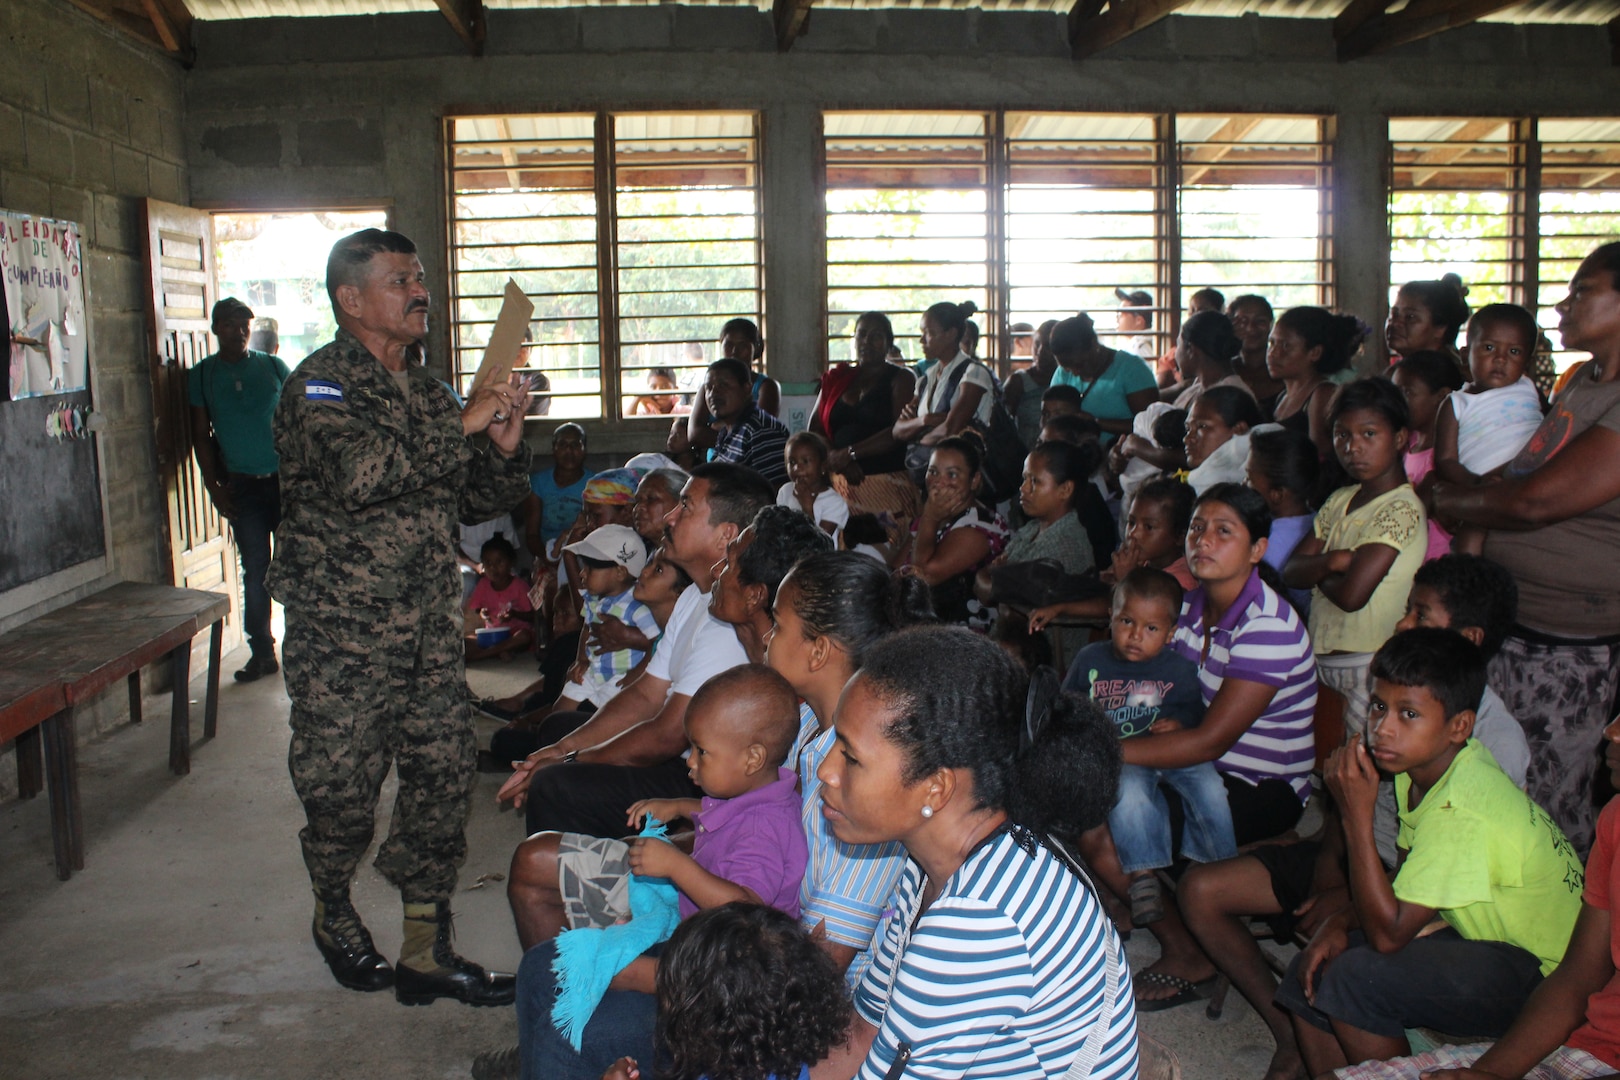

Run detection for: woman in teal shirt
[[1049, 313, 1159, 445]]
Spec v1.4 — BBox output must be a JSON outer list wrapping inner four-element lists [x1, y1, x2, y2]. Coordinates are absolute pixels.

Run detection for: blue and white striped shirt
[[795, 706, 909, 989], [854, 829, 1140, 1080]]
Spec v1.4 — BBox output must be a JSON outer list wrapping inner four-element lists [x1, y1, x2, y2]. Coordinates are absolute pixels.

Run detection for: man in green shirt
[[188, 296, 291, 682]]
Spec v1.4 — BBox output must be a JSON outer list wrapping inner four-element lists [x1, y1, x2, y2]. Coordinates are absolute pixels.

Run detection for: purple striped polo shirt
[[1171, 569, 1318, 801]]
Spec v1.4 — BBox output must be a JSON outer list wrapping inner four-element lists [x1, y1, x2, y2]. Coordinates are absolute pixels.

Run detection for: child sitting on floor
[[777, 430, 850, 539], [1068, 568, 1235, 925], [1274, 628, 1583, 1077], [463, 536, 536, 662], [535, 665, 810, 950], [1329, 714, 1620, 1080], [1435, 303, 1546, 556], [603, 904, 852, 1080]]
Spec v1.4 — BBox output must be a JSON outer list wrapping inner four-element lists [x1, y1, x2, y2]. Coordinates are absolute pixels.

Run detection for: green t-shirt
[[188, 349, 292, 476], [1394, 739, 1584, 975]]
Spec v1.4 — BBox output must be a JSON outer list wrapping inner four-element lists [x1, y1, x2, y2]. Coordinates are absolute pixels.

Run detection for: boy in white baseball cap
[[551, 524, 661, 711]]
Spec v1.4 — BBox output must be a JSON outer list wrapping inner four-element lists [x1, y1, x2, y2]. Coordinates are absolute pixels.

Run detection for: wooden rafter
[[434, 0, 486, 56], [1181, 115, 1265, 185], [1406, 118, 1508, 185], [493, 119, 525, 191], [774, 0, 815, 52], [1336, 0, 1525, 61], [1070, 0, 1197, 60], [1332, 0, 1394, 45], [65, 0, 194, 64]]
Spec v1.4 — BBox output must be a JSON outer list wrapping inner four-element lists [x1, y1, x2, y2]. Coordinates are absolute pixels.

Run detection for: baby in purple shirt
[[622, 664, 808, 919]]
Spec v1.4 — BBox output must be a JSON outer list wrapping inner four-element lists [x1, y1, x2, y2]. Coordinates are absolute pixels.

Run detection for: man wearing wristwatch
[[189, 296, 291, 683]]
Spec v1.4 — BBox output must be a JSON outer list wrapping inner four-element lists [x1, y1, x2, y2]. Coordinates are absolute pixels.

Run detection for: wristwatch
[[562, 749, 580, 764]]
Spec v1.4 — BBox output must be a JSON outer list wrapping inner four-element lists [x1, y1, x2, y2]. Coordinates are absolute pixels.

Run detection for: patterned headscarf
[[583, 467, 645, 506]]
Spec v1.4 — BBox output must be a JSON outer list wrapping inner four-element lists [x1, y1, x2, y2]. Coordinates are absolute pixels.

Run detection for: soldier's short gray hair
[[326, 228, 417, 310]]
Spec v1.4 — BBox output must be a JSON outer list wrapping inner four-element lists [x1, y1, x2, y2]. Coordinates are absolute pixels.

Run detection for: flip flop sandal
[[1133, 971, 1230, 1019]]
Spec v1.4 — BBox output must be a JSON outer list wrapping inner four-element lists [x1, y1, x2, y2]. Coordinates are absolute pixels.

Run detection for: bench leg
[[128, 670, 142, 725], [169, 637, 193, 776], [15, 725, 44, 799], [203, 619, 222, 740], [42, 707, 84, 880]]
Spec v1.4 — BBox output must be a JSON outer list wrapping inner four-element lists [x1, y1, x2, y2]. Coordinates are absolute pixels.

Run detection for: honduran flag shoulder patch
[[304, 380, 344, 402]]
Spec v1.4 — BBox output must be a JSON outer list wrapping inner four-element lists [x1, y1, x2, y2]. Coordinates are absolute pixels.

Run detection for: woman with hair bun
[[1048, 312, 1160, 445], [893, 300, 995, 449], [1387, 274, 1469, 364], [1268, 306, 1366, 464], [811, 624, 1140, 1080], [902, 433, 1009, 630], [766, 551, 933, 987]]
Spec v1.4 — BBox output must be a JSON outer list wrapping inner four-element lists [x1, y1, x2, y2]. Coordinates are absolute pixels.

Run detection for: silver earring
[[920, 805, 934, 819]]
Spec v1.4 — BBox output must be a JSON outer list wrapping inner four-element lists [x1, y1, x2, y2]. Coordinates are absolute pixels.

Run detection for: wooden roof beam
[[434, 0, 486, 56], [1182, 115, 1266, 184], [1336, 0, 1525, 61], [66, 0, 193, 64], [141, 0, 194, 63], [774, 0, 815, 52], [1070, 0, 1198, 61]]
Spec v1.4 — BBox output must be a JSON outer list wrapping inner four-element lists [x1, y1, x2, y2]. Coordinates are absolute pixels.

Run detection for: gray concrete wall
[[4, 0, 188, 591], [1, 0, 190, 786], [184, 7, 1620, 433]]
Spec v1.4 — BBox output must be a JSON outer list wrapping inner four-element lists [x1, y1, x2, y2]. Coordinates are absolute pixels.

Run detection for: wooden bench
[[0, 582, 231, 880]]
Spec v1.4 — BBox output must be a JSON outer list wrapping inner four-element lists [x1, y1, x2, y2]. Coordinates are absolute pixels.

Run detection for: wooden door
[[141, 198, 242, 655]]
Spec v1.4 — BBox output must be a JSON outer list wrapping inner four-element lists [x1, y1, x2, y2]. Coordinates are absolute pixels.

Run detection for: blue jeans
[[1108, 761, 1237, 872], [517, 940, 659, 1080], [227, 474, 280, 656]]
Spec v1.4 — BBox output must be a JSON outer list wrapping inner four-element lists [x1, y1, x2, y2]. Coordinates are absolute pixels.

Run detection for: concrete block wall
[[184, 6, 1620, 426], [1, 0, 189, 791]]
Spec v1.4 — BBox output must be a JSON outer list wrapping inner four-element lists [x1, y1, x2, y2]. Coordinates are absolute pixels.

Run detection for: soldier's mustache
[[407, 301, 429, 313]]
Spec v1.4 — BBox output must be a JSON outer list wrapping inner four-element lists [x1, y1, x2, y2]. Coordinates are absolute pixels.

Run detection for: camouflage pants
[[283, 604, 476, 904], [1490, 635, 1620, 861]]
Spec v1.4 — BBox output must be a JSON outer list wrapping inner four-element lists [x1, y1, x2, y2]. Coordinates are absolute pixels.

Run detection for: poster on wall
[[3, 209, 89, 400]]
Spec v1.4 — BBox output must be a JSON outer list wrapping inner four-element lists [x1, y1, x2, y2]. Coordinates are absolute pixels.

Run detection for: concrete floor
[[0, 640, 1296, 1079]]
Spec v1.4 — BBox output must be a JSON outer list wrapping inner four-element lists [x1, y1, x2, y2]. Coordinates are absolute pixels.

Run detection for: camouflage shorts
[[557, 833, 634, 929]]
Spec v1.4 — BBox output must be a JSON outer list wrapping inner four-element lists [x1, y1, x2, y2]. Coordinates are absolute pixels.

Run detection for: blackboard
[[0, 388, 106, 593]]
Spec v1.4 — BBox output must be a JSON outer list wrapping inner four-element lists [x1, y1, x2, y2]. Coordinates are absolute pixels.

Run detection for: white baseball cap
[[564, 524, 648, 577]]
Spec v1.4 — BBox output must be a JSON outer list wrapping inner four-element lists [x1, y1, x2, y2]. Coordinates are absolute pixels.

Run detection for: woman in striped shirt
[[1115, 482, 1318, 1011], [811, 625, 1140, 1080]]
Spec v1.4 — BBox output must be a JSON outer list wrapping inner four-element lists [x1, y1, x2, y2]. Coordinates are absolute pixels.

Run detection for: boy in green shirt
[[1275, 628, 1585, 1075]]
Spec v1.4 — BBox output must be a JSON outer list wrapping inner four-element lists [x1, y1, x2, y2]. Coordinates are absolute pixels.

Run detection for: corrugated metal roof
[[185, 0, 1620, 25]]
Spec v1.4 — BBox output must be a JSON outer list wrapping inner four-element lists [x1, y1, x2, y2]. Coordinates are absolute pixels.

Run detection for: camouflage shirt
[[268, 328, 533, 618]]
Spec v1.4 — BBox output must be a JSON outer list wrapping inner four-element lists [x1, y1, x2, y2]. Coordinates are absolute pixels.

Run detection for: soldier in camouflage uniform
[[270, 228, 532, 1007]]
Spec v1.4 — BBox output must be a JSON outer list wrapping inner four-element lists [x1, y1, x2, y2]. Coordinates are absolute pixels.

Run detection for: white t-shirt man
[[645, 583, 748, 698]]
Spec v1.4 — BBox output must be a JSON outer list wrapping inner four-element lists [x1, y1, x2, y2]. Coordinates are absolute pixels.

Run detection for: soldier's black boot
[[312, 893, 394, 992], [394, 901, 515, 1007]]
